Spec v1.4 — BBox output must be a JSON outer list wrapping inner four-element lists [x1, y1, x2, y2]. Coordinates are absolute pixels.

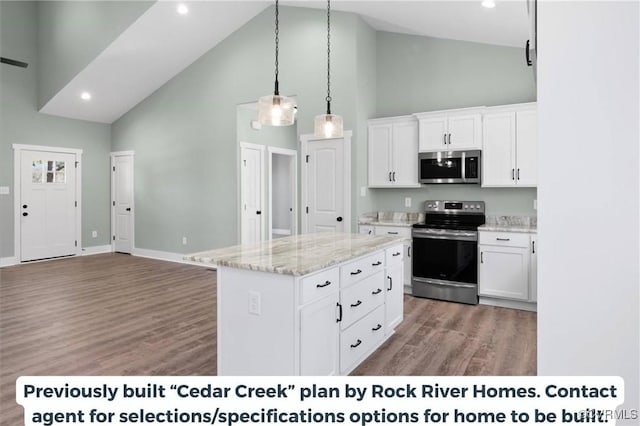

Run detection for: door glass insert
[[54, 161, 66, 183], [31, 160, 44, 183], [31, 160, 66, 183]]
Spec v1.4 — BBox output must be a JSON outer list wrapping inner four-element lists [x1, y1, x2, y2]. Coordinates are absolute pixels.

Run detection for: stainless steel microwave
[[419, 150, 481, 184]]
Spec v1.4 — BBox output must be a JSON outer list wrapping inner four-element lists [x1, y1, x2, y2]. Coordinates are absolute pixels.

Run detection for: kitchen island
[[186, 232, 404, 376]]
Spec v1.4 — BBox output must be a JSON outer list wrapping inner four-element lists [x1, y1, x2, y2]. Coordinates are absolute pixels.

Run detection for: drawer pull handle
[[496, 238, 511, 241], [388, 231, 399, 235], [316, 280, 331, 288], [350, 269, 362, 275], [336, 303, 342, 323], [372, 261, 382, 266], [350, 300, 362, 308], [392, 252, 401, 257], [350, 339, 362, 348], [372, 288, 382, 295], [387, 276, 393, 291], [372, 324, 382, 332]]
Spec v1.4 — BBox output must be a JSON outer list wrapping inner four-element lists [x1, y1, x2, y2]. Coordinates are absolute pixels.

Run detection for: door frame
[[12, 143, 83, 262], [110, 150, 135, 253], [267, 146, 298, 239], [238, 142, 266, 243], [300, 131, 352, 234]]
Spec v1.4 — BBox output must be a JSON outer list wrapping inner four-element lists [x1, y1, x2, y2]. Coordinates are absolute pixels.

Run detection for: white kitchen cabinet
[[482, 103, 537, 187], [300, 292, 340, 375], [358, 224, 412, 289], [385, 262, 403, 334], [359, 225, 374, 235], [529, 235, 537, 303], [368, 116, 420, 188], [415, 108, 484, 152], [479, 231, 532, 302]]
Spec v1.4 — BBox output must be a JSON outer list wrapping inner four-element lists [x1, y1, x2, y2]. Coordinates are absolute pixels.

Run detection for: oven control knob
[[476, 204, 481, 209], [464, 204, 469, 209]]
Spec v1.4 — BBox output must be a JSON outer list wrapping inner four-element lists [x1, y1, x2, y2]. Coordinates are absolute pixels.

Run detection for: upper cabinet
[[415, 107, 484, 152], [482, 103, 537, 187], [368, 116, 420, 188]]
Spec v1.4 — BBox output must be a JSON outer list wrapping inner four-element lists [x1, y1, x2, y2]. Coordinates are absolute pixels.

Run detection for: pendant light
[[314, 0, 343, 138], [258, 0, 296, 126]]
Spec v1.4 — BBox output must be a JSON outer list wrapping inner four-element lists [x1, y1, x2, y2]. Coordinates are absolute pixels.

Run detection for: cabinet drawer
[[479, 231, 529, 248], [340, 271, 385, 330], [340, 304, 385, 374], [385, 244, 404, 267], [300, 267, 339, 305], [374, 226, 411, 238], [340, 252, 385, 288]]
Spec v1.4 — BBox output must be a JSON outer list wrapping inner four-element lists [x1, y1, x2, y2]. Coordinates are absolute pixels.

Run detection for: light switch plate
[[405, 197, 412, 207], [0, 186, 9, 195], [360, 186, 366, 197], [534, 199, 537, 210]]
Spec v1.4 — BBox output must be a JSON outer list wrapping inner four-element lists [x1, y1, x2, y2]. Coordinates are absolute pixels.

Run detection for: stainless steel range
[[411, 200, 486, 305]]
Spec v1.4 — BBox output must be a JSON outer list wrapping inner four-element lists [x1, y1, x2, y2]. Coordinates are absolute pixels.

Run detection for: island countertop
[[185, 232, 404, 276]]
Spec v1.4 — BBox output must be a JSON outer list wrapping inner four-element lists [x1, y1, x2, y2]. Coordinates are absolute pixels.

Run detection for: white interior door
[[240, 144, 264, 244], [305, 137, 347, 233], [20, 150, 77, 261], [111, 153, 134, 253]]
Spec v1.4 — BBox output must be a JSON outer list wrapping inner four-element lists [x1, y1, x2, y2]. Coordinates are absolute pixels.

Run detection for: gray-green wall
[[111, 6, 367, 253], [0, 1, 112, 258], [371, 31, 537, 216], [37, 0, 153, 108]]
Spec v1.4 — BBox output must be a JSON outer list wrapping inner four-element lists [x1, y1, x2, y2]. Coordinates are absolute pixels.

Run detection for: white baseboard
[[81, 245, 112, 255], [132, 247, 215, 268], [0, 256, 17, 267], [479, 297, 537, 312]]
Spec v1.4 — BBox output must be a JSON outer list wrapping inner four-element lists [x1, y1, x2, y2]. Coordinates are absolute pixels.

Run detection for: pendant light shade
[[258, 0, 296, 126], [314, 0, 343, 138]]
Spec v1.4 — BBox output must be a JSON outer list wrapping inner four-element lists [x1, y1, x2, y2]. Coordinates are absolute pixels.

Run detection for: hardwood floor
[[0, 254, 536, 425]]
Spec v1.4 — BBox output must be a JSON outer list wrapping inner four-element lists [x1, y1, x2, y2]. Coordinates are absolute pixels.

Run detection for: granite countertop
[[358, 220, 416, 228], [479, 215, 537, 234], [185, 232, 404, 276], [358, 211, 423, 228]]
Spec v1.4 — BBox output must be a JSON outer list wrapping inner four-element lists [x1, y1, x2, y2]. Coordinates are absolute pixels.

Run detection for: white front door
[[305, 137, 348, 233], [111, 153, 134, 253], [20, 150, 77, 261], [240, 144, 264, 244]]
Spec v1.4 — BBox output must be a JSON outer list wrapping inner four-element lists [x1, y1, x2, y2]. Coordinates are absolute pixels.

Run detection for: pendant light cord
[[274, 0, 280, 95], [326, 0, 331, 114]]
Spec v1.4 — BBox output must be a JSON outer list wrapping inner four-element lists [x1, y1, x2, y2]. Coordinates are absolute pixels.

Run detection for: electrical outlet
[[405, 197, 412, 208], [182, 236, 187, 245], [0, 186, 9, 195], [360, 186, 367, 197], [91, 230, 97, 238], [248, 291, 261, 315]]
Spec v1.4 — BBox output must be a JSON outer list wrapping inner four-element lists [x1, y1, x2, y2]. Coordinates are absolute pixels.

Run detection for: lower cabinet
[[529, 235, 537, 303], [478, 231, 537, 304], [300, 292, 340, 375], [359, 224, 412, 289], [385, 263, 403, 334]]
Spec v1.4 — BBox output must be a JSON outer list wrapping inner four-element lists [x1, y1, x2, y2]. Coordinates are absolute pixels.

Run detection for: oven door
[[411, 228, 479, 304]]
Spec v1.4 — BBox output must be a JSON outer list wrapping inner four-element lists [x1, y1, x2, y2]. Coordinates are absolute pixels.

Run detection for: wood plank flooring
[[0, 254, 536, 425]]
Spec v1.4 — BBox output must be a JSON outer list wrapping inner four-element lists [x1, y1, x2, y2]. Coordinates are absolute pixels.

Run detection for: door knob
[[22, 204, 28, 209], [336, 217, 343, 222], [22, 212, 28, 217], [126, 208, 131, 211], [256, 210, 262, 215]]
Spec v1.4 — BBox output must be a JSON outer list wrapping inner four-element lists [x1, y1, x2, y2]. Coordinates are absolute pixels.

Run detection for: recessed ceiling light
[[177, 4, 189, 15], [80, 92, 91, 101], [481, 0, 496, 8]]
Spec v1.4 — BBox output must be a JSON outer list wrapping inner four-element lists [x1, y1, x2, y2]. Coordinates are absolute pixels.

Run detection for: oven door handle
[[412, 230, 477, 242], [412, 277, 477, 289]]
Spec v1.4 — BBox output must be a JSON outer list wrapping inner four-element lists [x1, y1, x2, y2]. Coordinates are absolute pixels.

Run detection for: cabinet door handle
[[392, 252, 401, 257], [387, 275, 393, 291], [336, 302, 342, 323], [448, 133, 452, 144], [517, 169, 520, 180], [368, 229, 372, 235], [532, 241, 535, 254], [350, 300, 362, 308], [408, 245, 411, 258], [392, 172, 396, 182], [512, 169, 515, 180], [372, 288, 382, 295], [387, 231, 399, 235], [443, 134, 447, 145], [371, 261, 382, 266], [481, 252, 484, 263], [525, 39, 532, 66], [496, 238, 511, 241], [372, 324, 382, 332], [350, 339, 362, 348], [350, 269, 362, 276], [388, 172, 392, 182], [316, 280, 331, 288]]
